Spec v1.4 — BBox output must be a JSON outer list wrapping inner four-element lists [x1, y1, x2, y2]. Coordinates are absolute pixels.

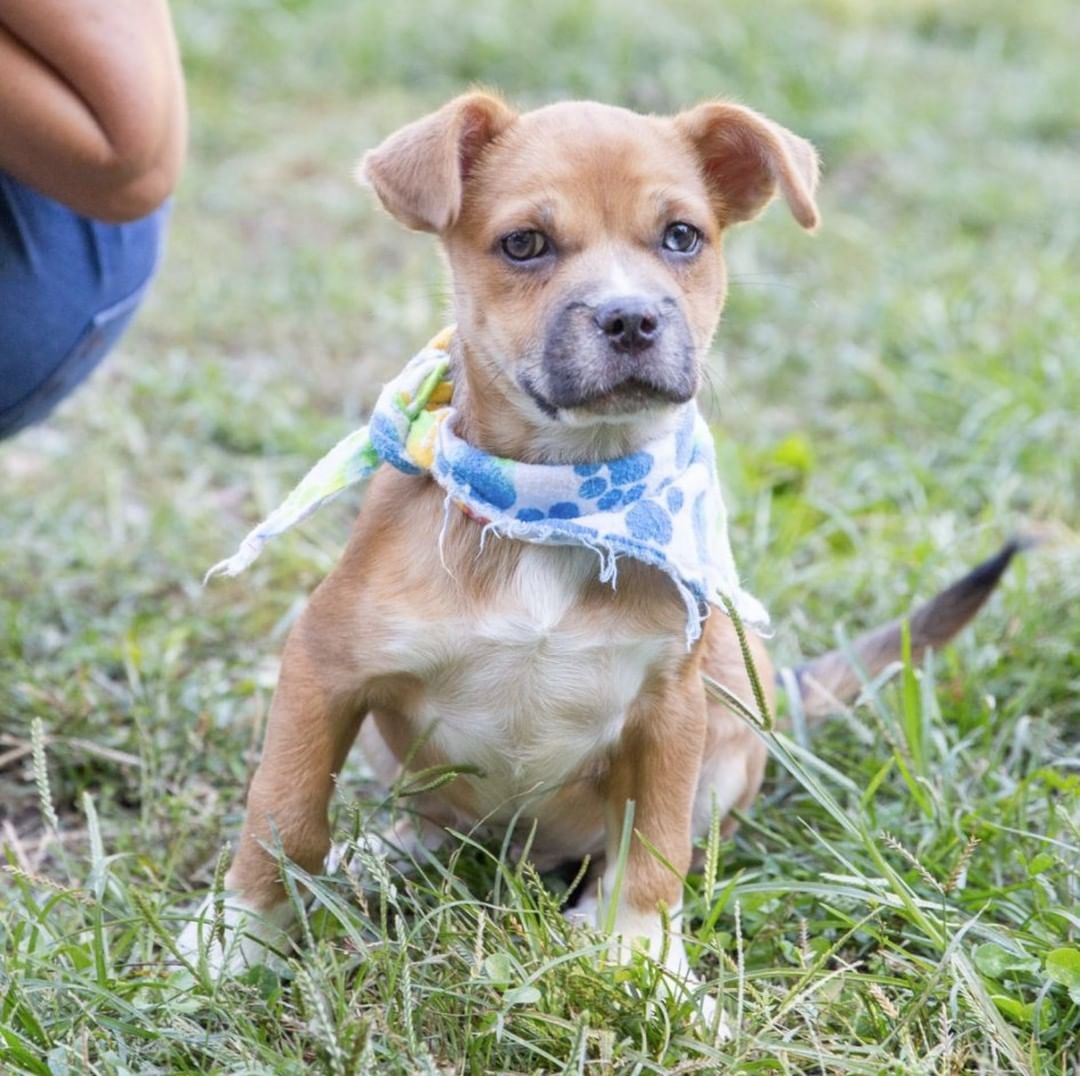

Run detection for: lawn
[[1, 0, 1078, 1071]]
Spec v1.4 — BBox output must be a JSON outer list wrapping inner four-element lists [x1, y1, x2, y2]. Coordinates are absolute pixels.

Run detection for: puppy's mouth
[[572, 375, 694, 414], [521, 371, 693, 420]]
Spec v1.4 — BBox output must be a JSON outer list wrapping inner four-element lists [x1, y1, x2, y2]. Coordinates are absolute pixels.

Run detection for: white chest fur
[[382, 544, 671, 818]]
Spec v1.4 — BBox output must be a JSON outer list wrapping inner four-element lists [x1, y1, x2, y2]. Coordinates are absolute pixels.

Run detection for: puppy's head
[[361, 94, 818, 455]]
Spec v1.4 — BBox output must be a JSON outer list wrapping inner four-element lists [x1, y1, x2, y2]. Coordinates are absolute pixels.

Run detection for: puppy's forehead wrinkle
[[533, 200, 557, 229]]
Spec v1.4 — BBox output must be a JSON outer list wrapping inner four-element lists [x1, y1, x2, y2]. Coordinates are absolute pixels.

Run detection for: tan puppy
[[182, 94, 1017, 1023]]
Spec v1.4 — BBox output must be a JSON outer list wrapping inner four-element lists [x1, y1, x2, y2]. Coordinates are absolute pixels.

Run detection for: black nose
[[594, 297, 662, 354]]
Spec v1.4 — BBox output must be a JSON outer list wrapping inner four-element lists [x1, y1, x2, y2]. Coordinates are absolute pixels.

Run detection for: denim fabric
[[0, 172, 168, 438]]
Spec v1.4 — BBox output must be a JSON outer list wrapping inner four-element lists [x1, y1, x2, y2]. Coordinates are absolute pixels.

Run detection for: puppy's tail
[[784, 538, 1030, 722]]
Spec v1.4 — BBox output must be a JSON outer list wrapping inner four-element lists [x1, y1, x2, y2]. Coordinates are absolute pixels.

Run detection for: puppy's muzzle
[[538, 294, 698, 415]]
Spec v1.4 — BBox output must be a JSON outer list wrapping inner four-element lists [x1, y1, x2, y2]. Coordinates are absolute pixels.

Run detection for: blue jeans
[[0, 172, 168, 439]]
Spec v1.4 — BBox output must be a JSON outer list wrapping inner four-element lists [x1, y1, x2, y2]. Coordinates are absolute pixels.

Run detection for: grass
[[1, 0, 1078, 1071]]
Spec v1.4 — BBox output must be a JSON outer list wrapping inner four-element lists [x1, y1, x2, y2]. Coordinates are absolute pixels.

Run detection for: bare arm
[[0, 0, 186, 221]]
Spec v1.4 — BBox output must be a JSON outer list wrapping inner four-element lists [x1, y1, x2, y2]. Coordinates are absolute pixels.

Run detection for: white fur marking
[[600, 260, 645, 300], [608, 899, 730, 1038], [381, 544, 669, 821], [177, 894, 295, 977]]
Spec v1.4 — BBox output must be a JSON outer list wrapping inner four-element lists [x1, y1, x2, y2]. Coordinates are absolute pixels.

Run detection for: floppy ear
[[358, 92, 517, 233], [674, 102, 820, 230]]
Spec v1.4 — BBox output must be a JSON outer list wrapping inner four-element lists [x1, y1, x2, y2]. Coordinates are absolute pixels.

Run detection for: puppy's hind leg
[[324, 719, 453, 882], [328, 813, 449, 883], [691, 615, 773, 850]]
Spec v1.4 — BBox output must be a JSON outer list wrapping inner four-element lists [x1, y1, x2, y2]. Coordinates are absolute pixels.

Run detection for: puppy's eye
[[501, 230, 550, 262], [661, 222, 702, 255]]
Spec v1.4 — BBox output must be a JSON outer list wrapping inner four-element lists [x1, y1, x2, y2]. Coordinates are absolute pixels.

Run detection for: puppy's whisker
[[698, 365, 725, 419]]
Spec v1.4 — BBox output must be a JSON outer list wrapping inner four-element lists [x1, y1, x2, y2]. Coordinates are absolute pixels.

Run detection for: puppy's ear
[[674, 102, 820, 230], [358, 92, 516, 233]]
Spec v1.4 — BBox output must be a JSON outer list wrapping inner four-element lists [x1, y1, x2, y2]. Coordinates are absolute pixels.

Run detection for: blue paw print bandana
[[207, 328, 768, 645]]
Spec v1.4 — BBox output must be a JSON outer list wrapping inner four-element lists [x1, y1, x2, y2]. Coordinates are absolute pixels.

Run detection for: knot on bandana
[[206, 327, 768, 646]]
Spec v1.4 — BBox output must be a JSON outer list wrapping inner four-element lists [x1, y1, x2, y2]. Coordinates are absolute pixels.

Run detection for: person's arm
[[0, 0, 186, 222]]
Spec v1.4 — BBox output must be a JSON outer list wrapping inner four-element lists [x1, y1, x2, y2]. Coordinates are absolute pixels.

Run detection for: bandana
[[207, 327, 768, 645]]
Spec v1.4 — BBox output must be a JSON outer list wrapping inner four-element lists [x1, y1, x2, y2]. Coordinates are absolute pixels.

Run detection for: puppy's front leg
[[180, 603, 367, 971], [602, 667, 721, 1027]]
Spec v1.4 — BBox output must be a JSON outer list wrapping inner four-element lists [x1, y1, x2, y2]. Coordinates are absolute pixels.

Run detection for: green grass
[[2, 0, 1078, 1071]]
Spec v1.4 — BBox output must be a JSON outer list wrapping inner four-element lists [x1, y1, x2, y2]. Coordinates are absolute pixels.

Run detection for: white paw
[[327, 817, 445, 883], [176, 893, 295, 977], [609, 908, 732, 1039], [693, 987, 733, 1042], [325, 833, 393, 877], [563, 890, 600, 928], [646, 943, 732, 1040]]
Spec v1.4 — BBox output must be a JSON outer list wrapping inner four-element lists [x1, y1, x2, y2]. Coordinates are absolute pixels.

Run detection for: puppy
[[182, 94, 1017, 1023]]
